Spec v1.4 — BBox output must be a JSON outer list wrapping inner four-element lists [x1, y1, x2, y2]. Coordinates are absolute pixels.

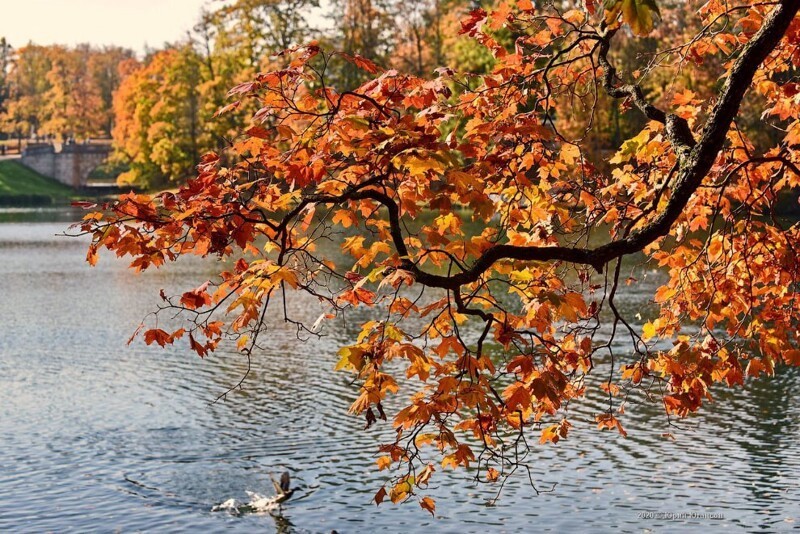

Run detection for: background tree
[[3, 44, 53, 142], [0, 38, 12, 119], [110, 0, 319, 187], [387, 0, 447, 77], [88, 46, 137, 136], [42, 45, 106, 139], [209, 0, 321, 62], [329, 0, 398, 87], [112, 47, 205, 186], [80, 0, 800, 514]]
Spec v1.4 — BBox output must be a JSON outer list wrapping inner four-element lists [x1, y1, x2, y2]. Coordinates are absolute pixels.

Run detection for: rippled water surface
[[1, 208, 799, 532]]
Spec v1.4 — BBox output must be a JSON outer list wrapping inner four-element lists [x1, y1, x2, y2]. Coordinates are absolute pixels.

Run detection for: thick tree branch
[[597, 28, 696, 157], [592, 0, 800, 265]]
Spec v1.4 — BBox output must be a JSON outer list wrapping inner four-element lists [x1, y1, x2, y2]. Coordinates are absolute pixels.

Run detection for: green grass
[[0, 160, 74, 205]]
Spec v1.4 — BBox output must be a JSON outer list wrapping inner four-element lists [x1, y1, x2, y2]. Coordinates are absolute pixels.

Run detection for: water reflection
[[0, 208, 797, 532]]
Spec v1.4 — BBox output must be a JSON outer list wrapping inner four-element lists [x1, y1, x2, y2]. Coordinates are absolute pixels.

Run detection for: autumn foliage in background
[[0, 43, 132, 143], [76, 0, 800, 515], [0, 0, 489, 187]]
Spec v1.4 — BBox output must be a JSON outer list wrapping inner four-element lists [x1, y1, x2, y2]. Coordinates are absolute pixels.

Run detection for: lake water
[[1, 208, 798, 532]]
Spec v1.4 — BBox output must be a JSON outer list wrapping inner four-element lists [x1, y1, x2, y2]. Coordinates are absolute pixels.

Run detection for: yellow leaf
[[390, 478, 413, 503], [417, 464, 435, 486], [442, 454, 459, 470], [654, 285, 676, 303], [560, 143, 581, 165], [272, 268, 299, 289], [376, 456, 392, 470], [642, 321, 656, 341], [394, 150, 450, 176], [540, 424, 561, 444], [707, 239, 723, 262], [605, 0, 660, 36], [332, 209, 357, 228]]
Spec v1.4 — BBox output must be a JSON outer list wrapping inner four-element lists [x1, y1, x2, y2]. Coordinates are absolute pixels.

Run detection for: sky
[[0, 0, 216, 54]]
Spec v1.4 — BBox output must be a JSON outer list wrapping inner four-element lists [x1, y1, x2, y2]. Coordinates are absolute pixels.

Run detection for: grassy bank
[[0, 160, 75, 206]]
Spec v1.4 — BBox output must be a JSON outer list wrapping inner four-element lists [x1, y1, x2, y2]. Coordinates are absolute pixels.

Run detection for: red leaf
[[246, 126, 271, 139], [345, 271, 363, 283], [189, 333, 208, 358], [180, 281, 212, 310], [144, 329, 171, 347], [213, 101, 240, 117], [341, 53, 381, 73], [227, 82, 258, 97], [71, 201, 97, 209], [460, 8, 487, 36]]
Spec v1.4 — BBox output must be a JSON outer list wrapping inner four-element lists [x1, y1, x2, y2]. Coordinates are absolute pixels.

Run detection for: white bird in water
[[212, 471, 295, 515]]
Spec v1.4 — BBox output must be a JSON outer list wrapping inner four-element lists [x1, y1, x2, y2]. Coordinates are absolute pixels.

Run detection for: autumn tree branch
[[334, 0, 800, 291]]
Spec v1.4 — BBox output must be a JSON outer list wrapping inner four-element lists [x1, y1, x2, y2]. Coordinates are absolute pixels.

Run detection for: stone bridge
[[21, 143, 111, 188]]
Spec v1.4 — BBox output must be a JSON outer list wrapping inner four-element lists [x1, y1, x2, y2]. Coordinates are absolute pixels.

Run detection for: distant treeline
[[0, 38, 133, 144]]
